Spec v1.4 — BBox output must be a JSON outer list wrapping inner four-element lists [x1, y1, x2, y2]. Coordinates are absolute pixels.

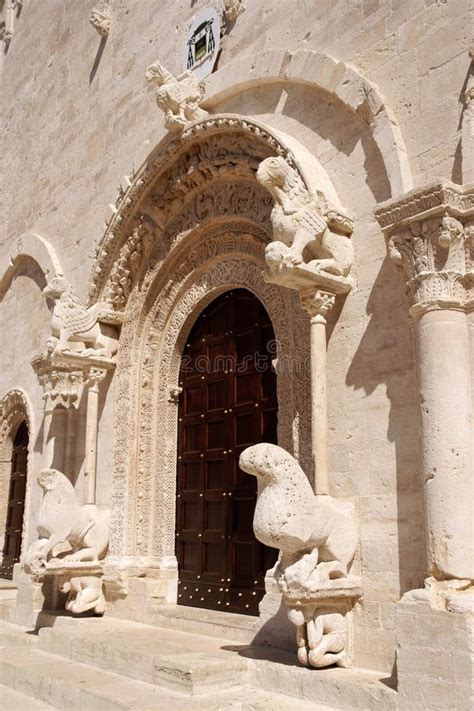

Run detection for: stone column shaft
[[84, 369, 106, 505], [416, 307, 473, 579], [376, 181, 474, 583]]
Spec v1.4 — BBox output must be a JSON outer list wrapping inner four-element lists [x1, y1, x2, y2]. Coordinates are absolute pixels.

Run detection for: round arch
[[0, 388, 35, 574]]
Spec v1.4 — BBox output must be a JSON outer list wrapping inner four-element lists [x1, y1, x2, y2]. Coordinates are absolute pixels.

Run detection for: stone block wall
[[0, 0, 471, 675]]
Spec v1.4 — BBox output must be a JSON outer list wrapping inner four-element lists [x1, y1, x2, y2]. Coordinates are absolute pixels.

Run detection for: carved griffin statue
[[240, 443, 359, 668], [145, 60, 208, 133], [24, 468, 110, 577], [44, 276, 120, 358], [256, 156, 354, 278]]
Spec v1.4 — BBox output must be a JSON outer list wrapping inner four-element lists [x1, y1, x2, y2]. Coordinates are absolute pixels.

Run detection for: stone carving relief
[[377, 182, 474, 316], [103, 218, 155, 309], [44, 276, 121, 358], [257, 156, 354, 280], [24, 468, 109, 615], [223, 0, 246, 23], [240, 443, 360, 668], [24, 468, 109, 575], [0, 0, 22, 50], [89, 117, 298, 304], [145, 60, 208, 133], [89, 2, 112, 37]]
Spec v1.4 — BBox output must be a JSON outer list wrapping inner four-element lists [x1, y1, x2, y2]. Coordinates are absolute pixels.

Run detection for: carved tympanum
[[145, 60, 208, 133], [240, 443, 360, 668]]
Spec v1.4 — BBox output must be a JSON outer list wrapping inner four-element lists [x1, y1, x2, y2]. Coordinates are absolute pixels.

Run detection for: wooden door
[[176, 289, 279, 615], [1, 421, 28, 579]]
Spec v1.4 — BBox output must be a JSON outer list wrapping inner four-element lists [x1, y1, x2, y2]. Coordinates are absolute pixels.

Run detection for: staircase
[[0, 592, 397, 710]]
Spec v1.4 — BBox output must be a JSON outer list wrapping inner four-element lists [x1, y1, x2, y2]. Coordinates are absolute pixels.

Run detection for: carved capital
[[32, 351, 114, 411], [299, 288, 336, 322], [375, 182, 474, 316]]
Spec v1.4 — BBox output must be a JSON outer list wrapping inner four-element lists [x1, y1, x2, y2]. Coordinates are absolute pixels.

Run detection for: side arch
[[0, 232, 64, 300], [204, 48, 412, 197], [0, 388, 35, 574]]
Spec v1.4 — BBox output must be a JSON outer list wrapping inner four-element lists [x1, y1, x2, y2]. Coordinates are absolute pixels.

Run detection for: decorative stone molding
[[145, 60, 208, 133], [240, 443, 360, 668], [31, 350, 114, 412], [89, 2, 112, 37], [375, 181, 474, 316]]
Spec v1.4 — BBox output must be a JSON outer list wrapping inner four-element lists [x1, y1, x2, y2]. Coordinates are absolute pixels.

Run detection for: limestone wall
[[0, 0, 470, 674]]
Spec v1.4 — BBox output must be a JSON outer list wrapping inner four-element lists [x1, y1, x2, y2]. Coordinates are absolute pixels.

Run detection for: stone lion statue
[[24, 469, 110, 576], [145, 60, 208, 133], [44, 276, 120, 358], [256, 156, 354, 278], [239, 443, 357, 591]]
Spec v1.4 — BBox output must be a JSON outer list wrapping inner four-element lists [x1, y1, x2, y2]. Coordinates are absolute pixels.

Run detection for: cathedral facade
[[0, 1, 472, 709]]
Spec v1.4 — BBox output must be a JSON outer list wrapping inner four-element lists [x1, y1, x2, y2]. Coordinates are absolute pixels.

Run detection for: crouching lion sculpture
[[240, 443, 359, 668], [24, 468, 109, 576]]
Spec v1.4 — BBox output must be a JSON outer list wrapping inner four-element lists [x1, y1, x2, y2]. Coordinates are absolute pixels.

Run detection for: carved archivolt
[[94, 117, 339, 563]]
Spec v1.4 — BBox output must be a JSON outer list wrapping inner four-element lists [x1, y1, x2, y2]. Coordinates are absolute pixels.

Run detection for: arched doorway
[[1, 421, 28, 579], [175, 289, 279, 615]]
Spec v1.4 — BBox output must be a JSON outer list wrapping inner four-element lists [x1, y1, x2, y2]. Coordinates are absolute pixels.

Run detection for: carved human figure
[[61, 575, 106, 615], [288, 607, 348, 668], [24, 469, 110, 576], [256, 156, 353, 278], [43, 276, 120, 358], [239, 443, 358, 590], [145, 60, 208, 133]]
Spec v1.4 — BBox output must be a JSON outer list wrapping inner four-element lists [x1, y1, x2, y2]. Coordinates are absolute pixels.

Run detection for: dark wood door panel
[[176, 290, 278, 615], [1, 421, 28, 580]]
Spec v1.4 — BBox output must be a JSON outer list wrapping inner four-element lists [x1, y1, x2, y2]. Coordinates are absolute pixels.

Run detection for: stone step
[[0, 683, 56, 710], [0, 632, 327, 710], [37, 615, 248, 695], [0, 619, 38, 649], [149, 603, 258, 644], [0, 579, 17, 601]]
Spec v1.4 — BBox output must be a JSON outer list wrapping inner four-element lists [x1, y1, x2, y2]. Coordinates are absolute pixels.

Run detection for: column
[[376, 183, 473, 709], [377, 189, 473, 585], [84, 367, 107, 505], [299, 288, 336, 496]]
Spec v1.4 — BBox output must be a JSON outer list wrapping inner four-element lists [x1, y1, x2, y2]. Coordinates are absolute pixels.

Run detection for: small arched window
[[1, 420, 28, 579]]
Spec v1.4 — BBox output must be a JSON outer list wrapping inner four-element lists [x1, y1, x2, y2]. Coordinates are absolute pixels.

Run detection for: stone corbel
[[0, 0, 22, 50]]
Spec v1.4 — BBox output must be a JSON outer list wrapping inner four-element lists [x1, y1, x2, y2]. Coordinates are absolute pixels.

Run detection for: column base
[[397, 585, 474, 710]]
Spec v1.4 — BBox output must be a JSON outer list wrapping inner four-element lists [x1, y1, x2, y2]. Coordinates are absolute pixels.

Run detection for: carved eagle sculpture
[[239, 443, 358, 590]]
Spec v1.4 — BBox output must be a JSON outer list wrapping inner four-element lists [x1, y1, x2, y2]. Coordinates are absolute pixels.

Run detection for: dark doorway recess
[[1, 421, 28, 579], [175, 289, 279, 615]]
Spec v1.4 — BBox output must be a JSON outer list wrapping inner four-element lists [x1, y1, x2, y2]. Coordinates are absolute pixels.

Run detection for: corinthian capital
[[375, 182, 474, 316]]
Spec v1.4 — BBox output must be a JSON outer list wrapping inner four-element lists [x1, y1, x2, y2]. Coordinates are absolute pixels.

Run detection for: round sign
[[182, 7, 221, 81]]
